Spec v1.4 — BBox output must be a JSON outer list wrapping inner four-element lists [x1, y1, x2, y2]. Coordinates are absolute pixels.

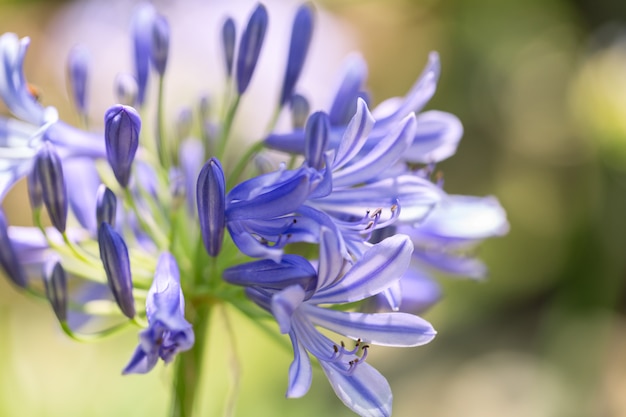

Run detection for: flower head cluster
[[0, 2, 507, 416]]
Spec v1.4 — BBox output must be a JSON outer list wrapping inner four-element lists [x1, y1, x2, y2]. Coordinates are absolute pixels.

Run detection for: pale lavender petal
[[313, 235, 413, 303], [402, 110, 463, 163], [413, 249, 488, 279], [332, 114, 416, 188], [409, 195, 509, 243], [320, 361, 392, 417], [286, 330, 313, 398], [332, 98, 374, 171], [372, 51, 440, 129], [304, 304, 435, 347], [316, 227, 344, 292], [272, 284, 305, 334]]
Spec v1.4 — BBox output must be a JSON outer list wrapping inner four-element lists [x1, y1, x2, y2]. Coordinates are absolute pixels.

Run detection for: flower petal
[[320, 361, 392, 417], [313, 234, 412, 303], [304, 304, 435, 347], [332, 98, 375, 171], [271, 284, 305, 334], [332, 114, 416, 188], [286, 330, 313, 398], [402, 110, 463, 163]]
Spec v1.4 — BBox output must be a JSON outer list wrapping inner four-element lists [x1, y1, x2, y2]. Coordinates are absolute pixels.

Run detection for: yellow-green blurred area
[[1, 0, 626, 416]]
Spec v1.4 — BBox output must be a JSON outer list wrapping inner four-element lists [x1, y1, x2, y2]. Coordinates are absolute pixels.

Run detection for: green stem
[[217, 95, 241, 160], [156, 75, 169, 169], [170, 301, 213, 417]]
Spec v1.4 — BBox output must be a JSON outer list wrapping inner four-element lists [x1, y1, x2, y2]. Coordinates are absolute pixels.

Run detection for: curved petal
[[329, 54, 368, 126], [272, 284, 306, 334], [304, 304, 436, 347], [226, 170, 311, 221], [371, 51, 440, 130], [320, 361, 392, 417], [313, 235, 413, 303], [316, 227, 344, 292], [402, 110, 463, 163], [407, 195, 509, 243], [0, 33, 55, 125], [286, 330, 313, 398], [332, 98, 374, 171], [332, 114, 416, 188], [223, 254, 316, 293], [264, 129, 306, 154]]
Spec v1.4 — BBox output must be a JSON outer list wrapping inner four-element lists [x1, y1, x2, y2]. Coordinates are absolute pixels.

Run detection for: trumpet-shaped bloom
[[266, 52, 463, 165], [224, 232, 436, 417], [123, 252, 194, 374]]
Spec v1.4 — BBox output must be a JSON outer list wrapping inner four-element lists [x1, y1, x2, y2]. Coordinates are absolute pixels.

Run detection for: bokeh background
[[1, 0, 626, 416]]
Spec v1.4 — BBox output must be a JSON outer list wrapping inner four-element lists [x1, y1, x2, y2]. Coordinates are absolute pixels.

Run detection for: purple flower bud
[[236, 4, 268, 95], [43, 259, 68, 322], [221, 17, 236, 78], [279, 4, 314, 106], [290, 93, 310, 129], [96, 184, 117, 227], [131, 3, 157, 105], [196, 158, 225, 257], [304, 111, 329, 170], [67, 44, 89, 117], [151, 15, 170, 77], [35, 141, 68, 233], [114, 73, 138, 106], [27, 163, 43, 211], [0, 209, 27, 288], [104, 105, 141, 188], [98, 223, 135, 318]]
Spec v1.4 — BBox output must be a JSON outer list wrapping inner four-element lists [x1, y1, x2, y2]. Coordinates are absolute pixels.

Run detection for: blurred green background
[[1, 0, 626, 416]]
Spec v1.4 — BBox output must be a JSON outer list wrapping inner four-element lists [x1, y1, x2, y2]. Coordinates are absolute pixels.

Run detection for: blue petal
[[372, 51, 440, 130], [313, 235, 413, 303], [122, 345, 158, 375], [320, 361, 392, 417], [329, 54, 368, 126], [0, 33, 57, 125], [264, 129, 306, 154], [226, 169, 311, 221], [303, 304, 436, 347], [332, 98, 374, 171], [271, 284, 305, 334], [304, 112, 330, 171], [332, 114, 416, 188], [407, 195, 509, 243], [402, 110, 463, 163], [413, 249, 488, 279], [223, 254, 317, 292], [316, 227, 344, 292], [286, 330, 312, 398]]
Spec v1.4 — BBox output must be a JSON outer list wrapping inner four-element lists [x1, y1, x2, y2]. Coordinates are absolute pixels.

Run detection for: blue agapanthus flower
[[0, 2, 507, 416], [225, 232, 435, 416]]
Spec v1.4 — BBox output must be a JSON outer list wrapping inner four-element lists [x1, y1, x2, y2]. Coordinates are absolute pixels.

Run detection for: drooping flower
[[123, 252, 194, 374]]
